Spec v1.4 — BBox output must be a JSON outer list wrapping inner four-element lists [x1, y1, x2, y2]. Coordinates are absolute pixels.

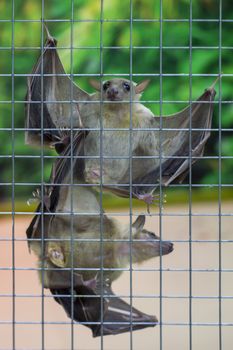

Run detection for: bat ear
[[89, 79, 101, 91], [132, 215, 145, 233], [47, 242, 66, 268], [135, 80, 150, 94]]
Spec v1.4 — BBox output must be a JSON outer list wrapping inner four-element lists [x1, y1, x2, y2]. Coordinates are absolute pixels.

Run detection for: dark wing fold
[[49, 130, 88, 212], [142, 86, 215, 187], [51, 284, 157, 337], [25, 25, 89, 147], [26, 129, 87, 249]]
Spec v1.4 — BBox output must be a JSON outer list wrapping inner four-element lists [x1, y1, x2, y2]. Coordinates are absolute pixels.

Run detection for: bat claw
[[27, 198, 38, 206], [136, 193, 155, 205], [136, 193, 167, 213], [44, 23, 57, 46], [208, 73, 222, 91]]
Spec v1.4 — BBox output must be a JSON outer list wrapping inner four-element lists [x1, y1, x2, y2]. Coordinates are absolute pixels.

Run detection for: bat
[[25, 26, 216, 210], [26, 128, 173, 337], [83, 78, 216, 208]]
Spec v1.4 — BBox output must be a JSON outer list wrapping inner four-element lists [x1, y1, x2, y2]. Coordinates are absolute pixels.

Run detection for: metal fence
[[1, 1, 232, 349]]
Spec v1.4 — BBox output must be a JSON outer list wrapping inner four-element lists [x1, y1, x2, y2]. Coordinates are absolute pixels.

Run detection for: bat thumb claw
[[209, 73, 222, 91], [43, 23, 57, 46]]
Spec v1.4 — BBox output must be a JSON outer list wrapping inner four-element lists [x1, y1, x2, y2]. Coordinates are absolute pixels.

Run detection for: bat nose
[[111, 87, 118, 94], [108, 87, 119, 98]]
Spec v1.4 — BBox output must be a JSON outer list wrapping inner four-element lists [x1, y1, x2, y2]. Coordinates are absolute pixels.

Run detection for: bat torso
[[41, 182, 133, 282], [81, 97, 159, 185]]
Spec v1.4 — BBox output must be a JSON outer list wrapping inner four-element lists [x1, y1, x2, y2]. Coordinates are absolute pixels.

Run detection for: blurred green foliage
[[0, 0, 232, 204]]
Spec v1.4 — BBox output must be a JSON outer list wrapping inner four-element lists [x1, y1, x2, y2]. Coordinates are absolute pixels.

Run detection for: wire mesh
[[0, 0, 232, 350]]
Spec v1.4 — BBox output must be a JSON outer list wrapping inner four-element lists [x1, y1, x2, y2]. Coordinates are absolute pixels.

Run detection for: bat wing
[[104, 85, 216, 198], [51, 283, 157, 337], [26, 129, 87, 250], [49, 129, 87, 212], [96, 285, 157, 337], [25, 25, 89, 147], [137, 86, 216, 190]]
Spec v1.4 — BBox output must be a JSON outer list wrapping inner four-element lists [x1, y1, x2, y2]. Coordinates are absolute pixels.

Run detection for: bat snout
[[161, 241, 174, 255], [107, 87, 121, 101]]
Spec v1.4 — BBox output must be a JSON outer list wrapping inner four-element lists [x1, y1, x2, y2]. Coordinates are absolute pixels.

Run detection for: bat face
[[89, 78, 150, 103], [103, 79, 134, 101], [89, 78, 136, 102]]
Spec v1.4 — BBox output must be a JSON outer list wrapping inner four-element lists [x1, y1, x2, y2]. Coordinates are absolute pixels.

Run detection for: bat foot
[[136, 193, 167, 214], [136, 193, 157, 205], [27, 187, 51, 209]]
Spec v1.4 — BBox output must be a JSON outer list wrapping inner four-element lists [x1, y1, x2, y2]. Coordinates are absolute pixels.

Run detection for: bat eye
[[103, 81, 110, 91], [123, 82, 130, 92]]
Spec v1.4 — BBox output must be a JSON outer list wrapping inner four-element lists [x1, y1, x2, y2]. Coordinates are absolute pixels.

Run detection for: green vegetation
[[0, 0, 232, 207]]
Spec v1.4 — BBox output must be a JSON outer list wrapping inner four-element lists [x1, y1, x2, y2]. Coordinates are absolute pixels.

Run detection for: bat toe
[[136, 193, 155, 204]]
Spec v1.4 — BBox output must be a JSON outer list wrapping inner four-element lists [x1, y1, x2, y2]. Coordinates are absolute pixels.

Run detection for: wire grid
[[1, 0, 233, 349]]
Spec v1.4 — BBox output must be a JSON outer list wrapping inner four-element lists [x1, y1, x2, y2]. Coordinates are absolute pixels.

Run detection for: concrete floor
[[0, 201, 233, 350]]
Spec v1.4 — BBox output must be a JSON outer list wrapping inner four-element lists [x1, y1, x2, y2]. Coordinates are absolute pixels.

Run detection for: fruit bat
[[82, 78, 216, 206], [25, 26, 216, 208], [26, 128, 173, 337]]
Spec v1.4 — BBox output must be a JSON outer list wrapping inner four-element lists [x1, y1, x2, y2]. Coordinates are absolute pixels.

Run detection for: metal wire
[[10, 1, 15, 349], [218, 2, 223, 349], [129, 1, 134, 348], [40, 2, 45, 349], [1, 1, 232, 350], [159, 2, 164, 349], [99, 0, 104, 345], [188, 3, 193, 349], [69, 2, 75, 348]]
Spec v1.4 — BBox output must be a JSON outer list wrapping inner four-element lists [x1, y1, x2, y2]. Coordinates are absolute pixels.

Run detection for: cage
[[0, 1, 233, 349]]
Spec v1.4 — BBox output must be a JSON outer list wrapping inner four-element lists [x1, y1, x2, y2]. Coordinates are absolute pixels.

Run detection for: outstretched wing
[[51, 284, 157, 337], [104, 85, 216, 198], [138, 86, 215, 188], [25, 25, 89, 147]]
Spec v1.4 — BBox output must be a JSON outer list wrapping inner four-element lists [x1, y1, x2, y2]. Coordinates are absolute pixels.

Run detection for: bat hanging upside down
[[25, 26, 217, 210], [26, 130, 174, 336]]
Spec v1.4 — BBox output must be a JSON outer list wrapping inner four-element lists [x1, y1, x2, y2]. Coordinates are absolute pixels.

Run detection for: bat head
[[89, 78, 150, 102]]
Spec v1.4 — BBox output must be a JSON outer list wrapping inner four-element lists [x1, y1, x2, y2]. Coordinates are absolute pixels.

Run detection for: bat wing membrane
[[25, 26, 89, 147], [134, 87, 216, 193], [104, 87, 215, 198], [51, 283, 156, 337]]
